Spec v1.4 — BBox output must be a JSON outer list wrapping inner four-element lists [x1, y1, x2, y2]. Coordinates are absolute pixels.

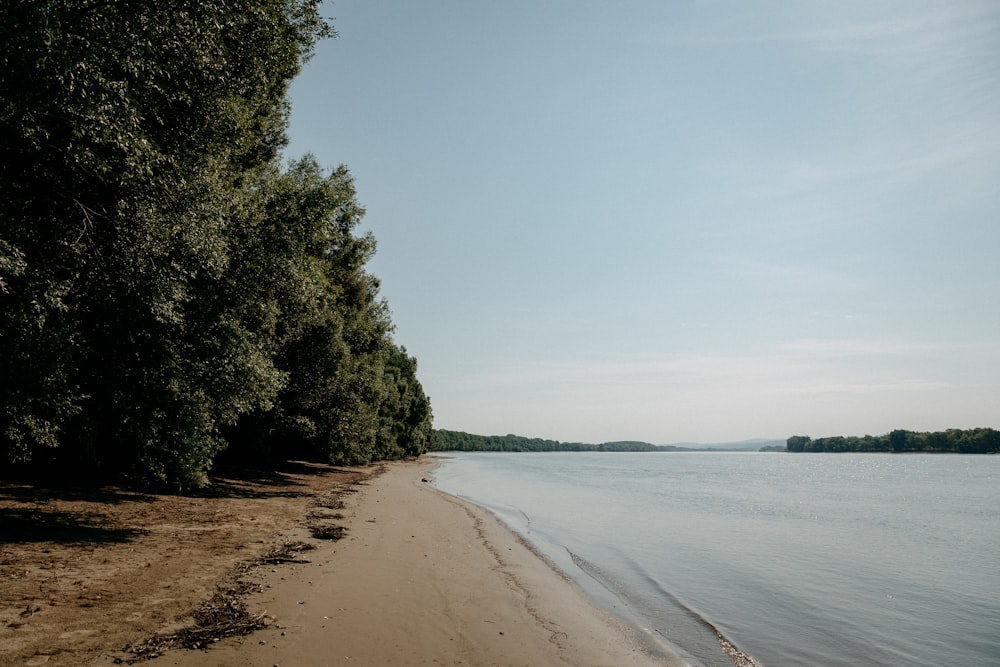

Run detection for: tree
[[3, 2, 435, 484], [225, 158, 395, 467], [377, 345, 434, 459], [784, 429, 998, 454], [889, 429, 908, 453], [1, 1, 331, 485], [786, 435, 810, 452]]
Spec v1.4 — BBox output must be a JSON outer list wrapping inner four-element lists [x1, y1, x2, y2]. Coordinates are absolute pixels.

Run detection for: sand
[[1, 462, 370, 666], [150, 458, 677, 666], [2, 459, 681, 666]]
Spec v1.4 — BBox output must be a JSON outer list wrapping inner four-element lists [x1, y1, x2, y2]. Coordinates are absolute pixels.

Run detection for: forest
[[435, 429, 1000, 454], [0, 1, 432, 487], [786, 428, 1000, 453], [434, 430, 667, 452]]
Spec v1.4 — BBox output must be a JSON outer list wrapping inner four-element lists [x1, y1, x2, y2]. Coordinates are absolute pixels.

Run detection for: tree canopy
[[433, 431, 664, 452], [785, 429, 999, 454], [1, 1, 431, 486]]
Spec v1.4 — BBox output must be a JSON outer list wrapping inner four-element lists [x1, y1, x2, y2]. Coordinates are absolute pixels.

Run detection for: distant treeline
[[786, 428, 999, 454], [434, 430, 666, 452]]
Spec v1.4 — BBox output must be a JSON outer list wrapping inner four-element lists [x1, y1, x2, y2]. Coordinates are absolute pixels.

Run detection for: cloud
[[735, 120, 1000, 204], [786, 379, 953, 395], [465, 352, 823, 390], [458, 336, 1000, 403], [805, 4, 1000, 63], [781, 338, 948, 357], [676, 2, 1000, 62], [783, 338, 1000, 360], [431, 335, 998, 441]]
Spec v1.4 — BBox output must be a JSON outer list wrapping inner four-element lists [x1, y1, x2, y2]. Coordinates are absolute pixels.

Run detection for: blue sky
[[285, 0, 1000, 444]]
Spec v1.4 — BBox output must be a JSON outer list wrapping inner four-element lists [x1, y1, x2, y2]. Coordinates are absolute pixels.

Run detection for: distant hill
[[667, 438, 787, 451]]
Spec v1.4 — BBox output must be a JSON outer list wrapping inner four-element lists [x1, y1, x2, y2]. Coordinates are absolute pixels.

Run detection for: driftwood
[[256, 540, 315, 564], [116, 541, 315, 663], [309, 524, 345, 540], [114, 465, 387, 663]]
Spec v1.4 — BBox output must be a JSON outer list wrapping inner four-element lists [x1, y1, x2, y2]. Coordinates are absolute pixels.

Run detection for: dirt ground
[[0, 461, 376, 666]]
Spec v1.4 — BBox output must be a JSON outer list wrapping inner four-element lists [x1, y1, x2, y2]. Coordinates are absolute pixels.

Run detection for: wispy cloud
[[783, 338, 1000, 360], [462, 336, 999, 396], [732, 114, 1000, 204], [676, 2, 1000, 63], [468, 354, 798, 386], [787, 379, 953, 395], [805, 4, 1000, 64], [781, 338, 948, 357]]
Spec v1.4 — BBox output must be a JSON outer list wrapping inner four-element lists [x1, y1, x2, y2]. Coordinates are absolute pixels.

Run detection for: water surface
[[432, 452, 1000, 666]]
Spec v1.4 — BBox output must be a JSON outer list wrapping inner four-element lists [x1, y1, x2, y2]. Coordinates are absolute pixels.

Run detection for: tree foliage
[[224, 159, 432, 467], [433, 431, 662, 452], [785, 429, 999, 454], [1, 1, 431, 486]]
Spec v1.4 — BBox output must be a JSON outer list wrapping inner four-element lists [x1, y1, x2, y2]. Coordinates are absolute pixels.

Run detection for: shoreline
[[145, 458, 682, 666]]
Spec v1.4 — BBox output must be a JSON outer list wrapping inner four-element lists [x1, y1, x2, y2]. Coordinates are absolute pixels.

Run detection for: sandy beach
[[145, 458, 675, 666], [1, 457, 678, 666]]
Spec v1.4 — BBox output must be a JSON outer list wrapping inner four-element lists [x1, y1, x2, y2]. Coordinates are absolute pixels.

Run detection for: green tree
[[225, 159, 394, 466], [1, 1, 330, 485], [889, 429, 908, 453], [784, 429, 998, 454], [376, 345, 434, 459], [786, 435, 810, 452]]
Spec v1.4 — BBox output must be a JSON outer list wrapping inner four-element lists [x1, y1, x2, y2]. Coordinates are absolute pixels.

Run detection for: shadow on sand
[[0, 459, 363, 545]]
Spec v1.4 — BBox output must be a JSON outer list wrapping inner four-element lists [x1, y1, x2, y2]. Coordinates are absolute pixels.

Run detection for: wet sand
[[150, 458, 679, 666]]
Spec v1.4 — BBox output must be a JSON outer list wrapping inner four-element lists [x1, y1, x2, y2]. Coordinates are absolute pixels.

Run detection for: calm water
[[431, 452, 1000, 666]]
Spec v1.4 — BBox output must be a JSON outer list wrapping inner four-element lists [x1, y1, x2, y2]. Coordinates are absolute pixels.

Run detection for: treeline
[[1, 2, 431, 487], [434, 430, 662, 452], [786, 429, 999, 454]]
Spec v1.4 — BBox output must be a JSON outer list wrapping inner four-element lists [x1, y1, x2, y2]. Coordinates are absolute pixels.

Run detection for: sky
[[285, 0, 1000, 444]]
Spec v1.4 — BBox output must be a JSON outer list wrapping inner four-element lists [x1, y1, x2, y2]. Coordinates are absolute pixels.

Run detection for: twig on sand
[[113, 465, 382, 663], [115, 541, 315, 663]]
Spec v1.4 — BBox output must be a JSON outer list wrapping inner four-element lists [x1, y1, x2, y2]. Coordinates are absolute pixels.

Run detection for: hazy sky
[[285, 0, 1000, 444]]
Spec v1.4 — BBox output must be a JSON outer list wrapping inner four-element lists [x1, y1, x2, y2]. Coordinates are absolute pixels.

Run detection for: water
[[431, 452, 1000, 666]]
